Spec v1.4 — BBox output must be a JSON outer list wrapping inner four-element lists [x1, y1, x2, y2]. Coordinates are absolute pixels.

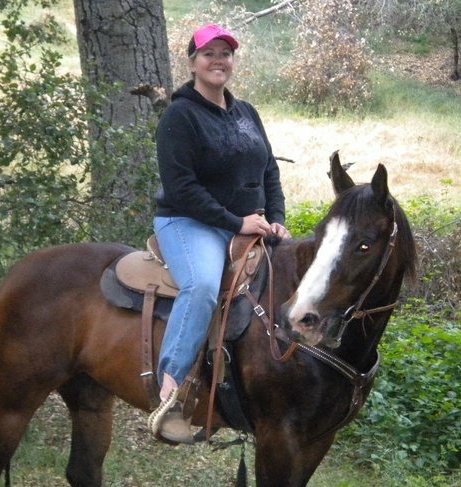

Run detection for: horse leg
[[0, 406, 38, 484], [58, 374, 115, 487], [254, 428, 336, 486]]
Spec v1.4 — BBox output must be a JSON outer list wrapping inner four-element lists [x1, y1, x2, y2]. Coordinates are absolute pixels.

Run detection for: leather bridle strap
[[346, 220, 398, 322], [262, 238, 300, 362], [275, 327, 381, 441], [238, 281, 298, 363]]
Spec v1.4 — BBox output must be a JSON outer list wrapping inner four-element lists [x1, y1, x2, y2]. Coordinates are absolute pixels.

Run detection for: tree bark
[[73, 0, 172, 204]]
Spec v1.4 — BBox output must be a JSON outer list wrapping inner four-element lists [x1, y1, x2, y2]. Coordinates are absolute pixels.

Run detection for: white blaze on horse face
[[288, 217, 349, 323]]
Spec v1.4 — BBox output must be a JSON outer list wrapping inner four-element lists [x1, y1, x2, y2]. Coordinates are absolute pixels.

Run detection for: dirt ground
[[264, 48, 461, 207]]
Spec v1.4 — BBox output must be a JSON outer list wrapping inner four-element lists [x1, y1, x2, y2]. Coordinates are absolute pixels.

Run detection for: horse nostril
[[300, 312, 320, 327]]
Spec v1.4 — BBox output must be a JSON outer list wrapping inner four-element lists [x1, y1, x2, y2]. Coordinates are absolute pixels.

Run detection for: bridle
[[330, 218, 399, 347], [241, 213, 399, 361]]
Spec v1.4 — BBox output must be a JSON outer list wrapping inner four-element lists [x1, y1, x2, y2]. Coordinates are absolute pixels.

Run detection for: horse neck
[[270, 238, 314, 321]]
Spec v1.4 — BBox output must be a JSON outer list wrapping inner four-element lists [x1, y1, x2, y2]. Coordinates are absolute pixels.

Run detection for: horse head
[[281, 151, 416, 350]]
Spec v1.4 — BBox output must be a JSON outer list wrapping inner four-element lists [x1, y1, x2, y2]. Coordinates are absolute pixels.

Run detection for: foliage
[[282, 0, 373, 113], [404, 195, 460, 234], [356, 0, 461, 40], [0, 0, 161, 276], [339, 299, 461, 479], [286, 201, 328, 237], [0, 0, 89, 275], [402, 197, 460, 313], [84, 111, 160, 245]]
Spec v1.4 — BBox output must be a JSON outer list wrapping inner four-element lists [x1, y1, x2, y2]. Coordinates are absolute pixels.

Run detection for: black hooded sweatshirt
[[155, 81, 286, 234]]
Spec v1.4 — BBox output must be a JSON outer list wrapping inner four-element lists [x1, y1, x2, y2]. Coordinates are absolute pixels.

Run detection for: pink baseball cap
[[188, 24, 239, 56]]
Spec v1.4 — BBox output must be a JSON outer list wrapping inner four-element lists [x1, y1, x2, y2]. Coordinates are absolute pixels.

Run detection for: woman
[[150, 24, 290, 444]]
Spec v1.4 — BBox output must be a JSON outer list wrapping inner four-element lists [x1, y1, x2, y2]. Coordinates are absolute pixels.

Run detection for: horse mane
[[325, 183, 417, 283], [393, 198, 418, 282]]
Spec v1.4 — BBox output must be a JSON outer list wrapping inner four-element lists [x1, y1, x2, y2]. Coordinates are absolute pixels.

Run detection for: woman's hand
[[270, 222, 291, 240], [240, 214, 291, 239], [240, 213, 272, 237]]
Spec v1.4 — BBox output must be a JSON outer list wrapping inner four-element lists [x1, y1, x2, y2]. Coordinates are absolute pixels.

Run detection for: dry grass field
[[263, 47, 460, 208], [265, 115, 460, 207]]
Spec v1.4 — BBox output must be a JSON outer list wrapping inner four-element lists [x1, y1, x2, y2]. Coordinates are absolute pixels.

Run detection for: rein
[[206, 235, 262, 441], [239, 239, 299, 363]]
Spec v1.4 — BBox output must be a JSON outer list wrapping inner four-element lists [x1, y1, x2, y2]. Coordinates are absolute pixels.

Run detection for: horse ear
[[371, 164, 390, 205], [330, 150, 355, 195]]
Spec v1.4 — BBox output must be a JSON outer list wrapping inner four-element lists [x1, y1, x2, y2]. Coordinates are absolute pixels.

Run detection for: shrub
[[402, 197, 460, 314], [286, 201, 328, 237], [0, 2, 89, 275], [282, 0, 373, 113], [339, 299, 461, 477]]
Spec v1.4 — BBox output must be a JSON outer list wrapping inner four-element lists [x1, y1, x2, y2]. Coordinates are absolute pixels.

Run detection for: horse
[[0, 152, 416, 486]]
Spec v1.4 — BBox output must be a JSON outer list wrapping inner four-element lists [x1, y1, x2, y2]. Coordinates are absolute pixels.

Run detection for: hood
[[171, 81, 235, 112]]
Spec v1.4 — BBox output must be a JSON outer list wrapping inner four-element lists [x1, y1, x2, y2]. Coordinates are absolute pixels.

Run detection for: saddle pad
[[100, 260, 173, 320], [115, 250, 178, 297]]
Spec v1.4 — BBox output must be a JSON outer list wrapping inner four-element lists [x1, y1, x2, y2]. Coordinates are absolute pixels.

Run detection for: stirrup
[[147, 388, 179, 435]]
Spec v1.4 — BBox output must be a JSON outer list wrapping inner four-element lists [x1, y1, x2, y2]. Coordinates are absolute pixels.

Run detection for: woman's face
[[190, 39, 234, 89]]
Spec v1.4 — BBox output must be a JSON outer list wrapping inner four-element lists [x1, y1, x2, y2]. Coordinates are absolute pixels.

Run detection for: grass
[[369, 71, 461, 121], [11, 394, 461, 486], [0, 397, 398, 486]]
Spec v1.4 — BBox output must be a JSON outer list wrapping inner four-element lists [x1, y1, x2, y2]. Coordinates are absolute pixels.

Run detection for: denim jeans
[[153, 216, 233, 387]]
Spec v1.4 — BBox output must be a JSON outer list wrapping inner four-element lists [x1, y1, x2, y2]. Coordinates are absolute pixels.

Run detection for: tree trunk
[[73, 0, 172, 206]]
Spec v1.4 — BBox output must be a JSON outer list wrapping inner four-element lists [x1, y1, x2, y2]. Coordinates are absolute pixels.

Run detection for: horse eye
[[358, 242, 370, 253]]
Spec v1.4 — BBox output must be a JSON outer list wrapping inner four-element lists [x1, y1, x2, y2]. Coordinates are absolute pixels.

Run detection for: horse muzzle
[[281, 307, 345, 349]]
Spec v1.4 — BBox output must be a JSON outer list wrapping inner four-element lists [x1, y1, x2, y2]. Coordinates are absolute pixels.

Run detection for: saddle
[[112, 234, 265, 415], [115, 234, 264, 298]]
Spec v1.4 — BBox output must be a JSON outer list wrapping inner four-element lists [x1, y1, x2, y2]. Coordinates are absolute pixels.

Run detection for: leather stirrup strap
[[206, 235, 261, 441], [141, 283, 157, 409], [177, 349, 204, 419]]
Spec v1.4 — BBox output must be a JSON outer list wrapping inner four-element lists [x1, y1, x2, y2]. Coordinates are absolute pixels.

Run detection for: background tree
[[73, 0, 171, 242]]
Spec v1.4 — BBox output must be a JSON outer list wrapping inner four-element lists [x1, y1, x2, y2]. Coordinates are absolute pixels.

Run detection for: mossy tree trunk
[[73, 0, 172, 214]]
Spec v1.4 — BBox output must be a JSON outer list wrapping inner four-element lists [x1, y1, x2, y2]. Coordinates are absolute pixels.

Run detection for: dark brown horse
[[0, 153, 416, 486]]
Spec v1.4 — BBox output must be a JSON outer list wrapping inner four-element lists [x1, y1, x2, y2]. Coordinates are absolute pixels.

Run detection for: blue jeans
[[153, 216, 233, 387]]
